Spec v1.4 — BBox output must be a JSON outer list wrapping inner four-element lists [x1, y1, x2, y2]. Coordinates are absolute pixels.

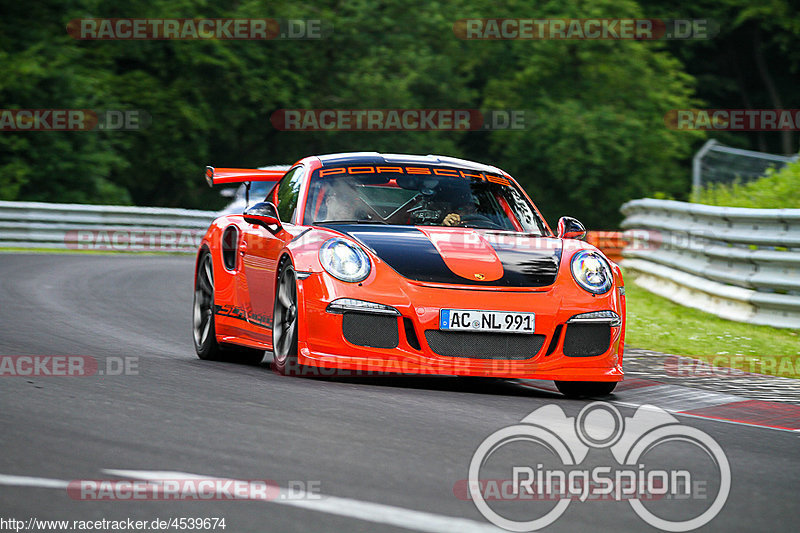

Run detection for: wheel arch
[[195, 220, 241, 345], [275, 252, 295, 291]]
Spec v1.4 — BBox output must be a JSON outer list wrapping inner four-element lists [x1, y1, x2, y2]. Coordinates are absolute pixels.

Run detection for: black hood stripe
[[326, 225, 560, 287]]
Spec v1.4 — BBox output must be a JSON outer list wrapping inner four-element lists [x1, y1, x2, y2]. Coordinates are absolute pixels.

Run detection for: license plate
[[439, 309, 535, 334]]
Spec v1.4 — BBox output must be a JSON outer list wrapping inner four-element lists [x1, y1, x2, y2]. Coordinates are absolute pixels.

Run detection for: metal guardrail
[[0, 200, 627, 257], [620, 198, 800, 329], [13, 199, 792, 328], [0, 200, 216, 252]]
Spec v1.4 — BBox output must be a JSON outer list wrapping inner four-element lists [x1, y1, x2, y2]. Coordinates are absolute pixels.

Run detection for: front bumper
[[295, 271, 624, 381]]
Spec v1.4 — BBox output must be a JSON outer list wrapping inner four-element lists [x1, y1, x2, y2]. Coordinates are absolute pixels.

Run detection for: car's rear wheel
[[555, 381, 617, 398], [193, 252, 264, 365], [272, 262, 302, 376]]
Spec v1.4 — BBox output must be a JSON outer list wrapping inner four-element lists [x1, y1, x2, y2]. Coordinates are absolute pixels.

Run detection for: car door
[[238, 166, 306, 337]]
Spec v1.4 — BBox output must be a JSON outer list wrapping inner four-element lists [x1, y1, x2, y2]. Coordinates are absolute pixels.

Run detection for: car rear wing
[[205, 166, 287, 187]]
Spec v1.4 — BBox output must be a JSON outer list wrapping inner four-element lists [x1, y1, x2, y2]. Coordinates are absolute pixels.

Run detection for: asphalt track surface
[[0, 253, 797, 533]]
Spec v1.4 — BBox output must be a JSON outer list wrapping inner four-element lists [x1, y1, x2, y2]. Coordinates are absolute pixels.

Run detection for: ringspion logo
[[466, 402, 730, 531]]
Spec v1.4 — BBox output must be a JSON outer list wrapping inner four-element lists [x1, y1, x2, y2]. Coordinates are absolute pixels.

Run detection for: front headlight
[[570, 250, 613, 294], [319, 238, 371, 283]]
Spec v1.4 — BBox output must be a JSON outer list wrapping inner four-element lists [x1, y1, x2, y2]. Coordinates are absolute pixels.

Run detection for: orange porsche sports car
[[193, 153, 625, 397]]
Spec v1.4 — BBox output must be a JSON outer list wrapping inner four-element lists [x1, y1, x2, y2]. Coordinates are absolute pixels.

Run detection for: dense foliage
[[696, 159, 800, 208], [1, 0, 798, 227]]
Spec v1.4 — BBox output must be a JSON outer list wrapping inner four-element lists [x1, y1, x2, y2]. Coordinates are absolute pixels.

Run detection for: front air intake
[[424, 331, 546, 359], [562, 323, 611, 357], [342, 312, 399, 349]]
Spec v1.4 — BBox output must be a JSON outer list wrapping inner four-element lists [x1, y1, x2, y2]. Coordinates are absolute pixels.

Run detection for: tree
[[1, 0, 714, 230], [480, 0, 702, 227]]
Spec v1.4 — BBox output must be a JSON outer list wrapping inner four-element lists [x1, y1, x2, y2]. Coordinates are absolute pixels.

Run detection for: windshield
[[303, 165, 547, 235]]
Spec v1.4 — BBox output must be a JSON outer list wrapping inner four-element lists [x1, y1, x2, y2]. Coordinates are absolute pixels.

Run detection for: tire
[[271, 262, 303, 376], [555, 381, 617, 399], [193, 252, 264, 365]]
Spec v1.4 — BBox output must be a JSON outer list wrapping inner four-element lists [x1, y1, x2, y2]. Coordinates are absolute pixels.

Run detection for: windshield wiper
[[313, 219, 389, 225]]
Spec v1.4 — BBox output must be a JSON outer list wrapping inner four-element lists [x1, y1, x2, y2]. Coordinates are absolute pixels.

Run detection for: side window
[[275, 166, 305, 223]]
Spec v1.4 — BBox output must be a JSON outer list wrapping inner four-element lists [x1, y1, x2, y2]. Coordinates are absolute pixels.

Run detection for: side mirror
[[244, 202, 282, 231], [557, 216, 586, 240]]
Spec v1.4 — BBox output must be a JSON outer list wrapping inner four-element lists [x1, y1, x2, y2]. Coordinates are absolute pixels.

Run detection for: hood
[[325, 225, 561, 287]]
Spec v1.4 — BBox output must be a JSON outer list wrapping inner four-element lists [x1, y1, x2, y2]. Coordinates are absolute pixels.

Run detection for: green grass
[[624, 281, 800, 379], [694, 158, 800, 208]]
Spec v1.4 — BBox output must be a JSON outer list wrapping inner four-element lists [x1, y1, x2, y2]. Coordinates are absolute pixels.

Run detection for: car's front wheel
[[193, 252, 264, 365], [554, 381, 617, 398], [271, 262, 302, 376]]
